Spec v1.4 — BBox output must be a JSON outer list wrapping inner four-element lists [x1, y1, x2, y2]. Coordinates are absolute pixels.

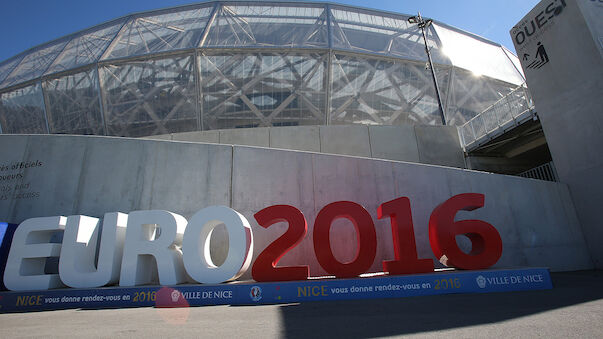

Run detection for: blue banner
[[0, 268, 552, 313]]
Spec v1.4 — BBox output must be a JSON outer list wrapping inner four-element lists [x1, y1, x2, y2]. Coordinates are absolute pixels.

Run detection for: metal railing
[[518, 162, 559, 182], [459, 83, 535, 151]]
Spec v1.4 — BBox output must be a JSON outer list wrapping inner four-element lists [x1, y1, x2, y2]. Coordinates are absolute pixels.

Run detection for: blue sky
[[0, 0, 540, 62]]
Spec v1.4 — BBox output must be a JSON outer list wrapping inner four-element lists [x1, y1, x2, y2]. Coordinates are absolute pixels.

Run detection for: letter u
[[524, 21, 536, 36]]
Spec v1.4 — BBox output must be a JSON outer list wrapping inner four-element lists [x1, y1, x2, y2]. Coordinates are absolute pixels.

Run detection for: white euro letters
[[119, 210, 188, 286], [183, 206, 254, 284], [59, 213, 127, 288], [3, 216, 66, 291], [3, 206, 257, 291]]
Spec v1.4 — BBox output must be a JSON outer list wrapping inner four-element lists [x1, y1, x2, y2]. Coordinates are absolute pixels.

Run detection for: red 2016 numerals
[[378, 197, 434, 274], [429, 193, 502, 270], [252, 205, 309, 282], [252, 193, 503, 282], [313, 201, 377, 278]]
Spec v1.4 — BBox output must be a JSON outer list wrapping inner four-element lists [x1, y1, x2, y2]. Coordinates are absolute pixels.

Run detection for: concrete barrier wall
[[145, 124, 466, 168], [0, 134, 592, 280]]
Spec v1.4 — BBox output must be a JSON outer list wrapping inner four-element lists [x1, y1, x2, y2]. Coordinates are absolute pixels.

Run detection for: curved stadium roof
[[0, 1, 526, 137]]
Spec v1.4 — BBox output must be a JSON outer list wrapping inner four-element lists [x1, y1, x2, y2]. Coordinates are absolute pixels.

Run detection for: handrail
[[459, 82, 535, 151], [518, 162, 558, 182]]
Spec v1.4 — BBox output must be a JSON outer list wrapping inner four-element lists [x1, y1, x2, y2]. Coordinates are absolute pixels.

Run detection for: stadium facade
[[0, 1, 527, 137]]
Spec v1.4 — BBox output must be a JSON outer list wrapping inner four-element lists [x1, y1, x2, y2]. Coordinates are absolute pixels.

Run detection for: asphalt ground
[[0, 270, 602, 338]]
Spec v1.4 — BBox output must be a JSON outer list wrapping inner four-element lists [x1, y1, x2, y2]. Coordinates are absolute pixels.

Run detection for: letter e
[[3, 217, 67, 291]]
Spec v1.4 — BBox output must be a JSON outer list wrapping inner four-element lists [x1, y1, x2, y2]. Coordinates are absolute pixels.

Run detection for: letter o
[[515, 31, 525, 45], [183, 206, 253, 284]]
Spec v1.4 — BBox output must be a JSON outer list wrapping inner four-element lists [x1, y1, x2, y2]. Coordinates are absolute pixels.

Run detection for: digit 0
[[313, 201, 377, 278]]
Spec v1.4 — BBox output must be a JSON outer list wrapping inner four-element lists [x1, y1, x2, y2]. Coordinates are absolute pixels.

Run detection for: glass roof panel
[[102, 5, 213, 59], [0, 83, 48, 134], [1, 39, 69, 88], [330, 6, 450, 64], [45, 19, 126, 75], [502, 46, 526, 81], [0, 55, 25, 88], [203, 4, 328, 48], [433, 23, 524, 85]]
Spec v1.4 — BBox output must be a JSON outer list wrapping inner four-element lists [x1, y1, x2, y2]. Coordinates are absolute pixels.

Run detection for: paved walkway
[[1, 271, 602, 338]]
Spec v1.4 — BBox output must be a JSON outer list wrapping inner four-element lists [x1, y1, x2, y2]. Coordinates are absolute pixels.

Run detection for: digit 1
[[378, 197, 434, 275]]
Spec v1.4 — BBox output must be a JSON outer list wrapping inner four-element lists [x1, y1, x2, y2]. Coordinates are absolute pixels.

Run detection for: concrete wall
[[0, 134, 592, 279], [145, 124, 466, 168], [270, 126, 320, 152], [512, 0, 603, 267]]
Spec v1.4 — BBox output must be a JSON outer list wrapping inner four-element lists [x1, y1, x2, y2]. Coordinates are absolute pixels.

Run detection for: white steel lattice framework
[[0, 1, 526, 137]]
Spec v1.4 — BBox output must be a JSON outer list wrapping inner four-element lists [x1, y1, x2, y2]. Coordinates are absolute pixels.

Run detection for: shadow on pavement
[[278, 271, 603, 338]]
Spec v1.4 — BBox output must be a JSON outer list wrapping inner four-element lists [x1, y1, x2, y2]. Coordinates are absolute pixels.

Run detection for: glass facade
[[0, 1, 525, 137], [330, 53, 449, 125], [44, 69, 104, 135], [200, 51, 327, 129], [0, 83, 47, 134], [100, 55, 198, 137]]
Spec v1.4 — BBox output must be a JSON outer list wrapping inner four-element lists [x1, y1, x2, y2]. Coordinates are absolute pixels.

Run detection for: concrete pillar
[[512, 0, 603, 267]]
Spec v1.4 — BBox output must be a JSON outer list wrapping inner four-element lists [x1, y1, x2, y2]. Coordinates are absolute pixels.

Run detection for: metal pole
[[410, 12, 446, 125]]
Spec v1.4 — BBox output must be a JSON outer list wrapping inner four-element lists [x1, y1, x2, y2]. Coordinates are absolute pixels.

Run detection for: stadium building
[[0, 1, 526, 136], [0, 0, 600, 286]]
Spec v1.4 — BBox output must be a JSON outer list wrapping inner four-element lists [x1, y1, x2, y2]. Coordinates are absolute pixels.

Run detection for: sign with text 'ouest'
[[3, 193, 503, 291]]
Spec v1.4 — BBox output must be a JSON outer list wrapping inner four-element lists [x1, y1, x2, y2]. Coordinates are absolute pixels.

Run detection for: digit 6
[[428, 193, 502, 270]]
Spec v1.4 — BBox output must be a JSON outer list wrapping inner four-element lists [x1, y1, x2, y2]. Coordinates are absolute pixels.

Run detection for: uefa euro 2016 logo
[[476, 275, 487, 289], [171, 290, 181, 302], [250, 286, 262, 302]]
